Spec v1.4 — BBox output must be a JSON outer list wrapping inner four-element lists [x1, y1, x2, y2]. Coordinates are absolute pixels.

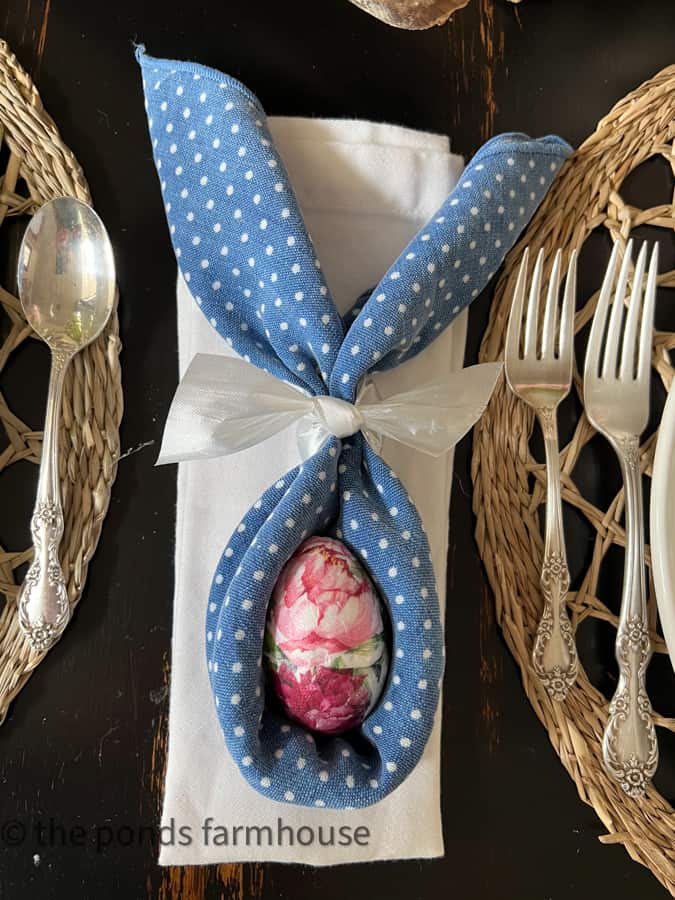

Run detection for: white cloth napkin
[[159, 117, 466, 866]]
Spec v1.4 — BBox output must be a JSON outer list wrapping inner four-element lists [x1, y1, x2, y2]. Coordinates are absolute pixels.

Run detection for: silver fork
[[584, 239, 659, 797], [505, 247, 579, 701]]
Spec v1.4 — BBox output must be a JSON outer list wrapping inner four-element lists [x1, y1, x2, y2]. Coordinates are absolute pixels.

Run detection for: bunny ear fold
[[138, 47, 572, 406], [137, 48, 345, 396], [330, 133, 572, 401]]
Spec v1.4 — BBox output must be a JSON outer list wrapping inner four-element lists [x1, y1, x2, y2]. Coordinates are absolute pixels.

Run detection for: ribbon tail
[[359, 362, 503, 457], [156, 353, 313, 464]]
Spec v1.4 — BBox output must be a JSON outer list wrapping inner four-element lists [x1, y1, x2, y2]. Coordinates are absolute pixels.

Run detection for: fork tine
[[585, 241, 620, 381], [619, 242, 647, 381], [601, 239, 633, 379], [558, 248, 577, 362], [637, 242, 659, 382], [542, 249, 562, 358], [524, 248, 544, 358], [505, 247, 529, 362]]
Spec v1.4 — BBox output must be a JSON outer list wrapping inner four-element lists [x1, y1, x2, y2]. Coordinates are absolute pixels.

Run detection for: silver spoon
[[16, 197, 116, 652]]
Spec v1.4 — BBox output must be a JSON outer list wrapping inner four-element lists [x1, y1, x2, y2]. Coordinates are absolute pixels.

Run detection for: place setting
[[0, 11, 674, 895], [472, 67, 675, 890]]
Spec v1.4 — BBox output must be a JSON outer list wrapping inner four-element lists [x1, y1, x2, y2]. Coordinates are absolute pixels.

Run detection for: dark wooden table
[[2, 1, 674, 897]]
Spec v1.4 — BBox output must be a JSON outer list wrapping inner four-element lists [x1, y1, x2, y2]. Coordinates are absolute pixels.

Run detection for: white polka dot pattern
[[138, 47, 572, 808]]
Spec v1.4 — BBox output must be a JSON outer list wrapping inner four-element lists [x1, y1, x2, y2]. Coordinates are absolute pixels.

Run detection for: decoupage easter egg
[[264, 536, 389, 735]]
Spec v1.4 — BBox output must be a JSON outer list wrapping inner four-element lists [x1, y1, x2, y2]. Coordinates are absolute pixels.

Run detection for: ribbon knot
[[156, 353, 503, 466], [311, 395, 364, 440]]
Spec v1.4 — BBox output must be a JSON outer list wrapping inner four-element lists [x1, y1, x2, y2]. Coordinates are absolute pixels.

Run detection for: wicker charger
[[0, 41, 123, 721], [472, 67, 675, 891]]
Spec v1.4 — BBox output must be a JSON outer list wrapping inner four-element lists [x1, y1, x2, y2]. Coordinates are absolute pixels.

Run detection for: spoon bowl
[[18, 196, 115, 354]]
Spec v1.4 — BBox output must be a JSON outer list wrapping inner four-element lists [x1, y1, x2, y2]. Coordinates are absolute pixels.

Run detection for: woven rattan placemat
[[0, 41, 123, 720], [472, 66, 675, 892]]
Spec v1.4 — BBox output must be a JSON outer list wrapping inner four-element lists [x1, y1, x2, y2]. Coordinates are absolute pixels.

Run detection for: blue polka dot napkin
[[137, 46, 571, 814]]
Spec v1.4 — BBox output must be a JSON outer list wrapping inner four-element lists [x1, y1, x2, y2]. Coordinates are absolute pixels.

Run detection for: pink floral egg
[[264, 536, 389, 735]]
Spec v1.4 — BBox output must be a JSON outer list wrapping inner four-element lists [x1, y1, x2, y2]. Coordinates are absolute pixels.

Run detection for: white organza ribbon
[[156, 353, 503, 465]]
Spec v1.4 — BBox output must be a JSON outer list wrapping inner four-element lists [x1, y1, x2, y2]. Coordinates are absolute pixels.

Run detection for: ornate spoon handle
[[602, 436, 658, 797], [17, 349, 72, 652], [531, 407, 578, 701]]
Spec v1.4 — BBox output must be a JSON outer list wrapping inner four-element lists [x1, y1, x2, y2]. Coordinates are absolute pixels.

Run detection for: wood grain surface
[[1, 1, 674, 899]]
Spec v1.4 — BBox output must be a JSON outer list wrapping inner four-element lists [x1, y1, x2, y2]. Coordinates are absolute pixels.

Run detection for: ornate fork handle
[[602, 434, 658, 797], [17, 349, 72, 652], [531, 406, 578, 701]]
